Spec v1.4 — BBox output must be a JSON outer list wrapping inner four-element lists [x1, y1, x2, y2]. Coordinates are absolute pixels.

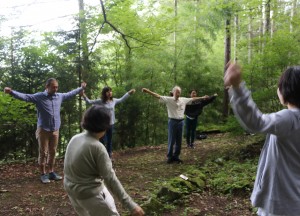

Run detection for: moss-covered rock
[[157, 185, 183, 202], [141, 197, 165, 215]]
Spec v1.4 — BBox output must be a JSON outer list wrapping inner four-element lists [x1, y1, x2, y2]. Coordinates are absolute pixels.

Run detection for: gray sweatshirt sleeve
[[229, 82, 293, 137], [97, 150, 137, 211]]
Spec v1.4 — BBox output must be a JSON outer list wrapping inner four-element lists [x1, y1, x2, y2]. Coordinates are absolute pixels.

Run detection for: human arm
[[82, 92, 103, 105], [96, 148, 140, 212], [61, 82, 87, 101], [114, 89, 136, 105], [192, 95, 209, 101], [4, 87, 38, 103], [225, 63, 293, 136], [141, 88, 161, 99]]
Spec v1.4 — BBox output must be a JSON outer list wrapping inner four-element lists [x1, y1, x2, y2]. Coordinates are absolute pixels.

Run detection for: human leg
[[36, 128, 50, 183], [173, 120, 184, 161], [167, 119, 176, 162], [71, 186, 119, 216], [48, 130, 59, 173], [105, 125, 113, 158], [185, 118, 191, 147], [190, 118, 198, 147]]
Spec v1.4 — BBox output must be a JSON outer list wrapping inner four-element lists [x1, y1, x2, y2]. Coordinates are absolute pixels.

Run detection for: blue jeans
[[185, 116, 198, 145], [167, 119, 184, 160], [100, 125, 114, 158]]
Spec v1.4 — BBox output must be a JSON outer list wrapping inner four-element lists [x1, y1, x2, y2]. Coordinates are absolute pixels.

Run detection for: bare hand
[[81, 82, 87, 89], [131, 206, 144, 216], [4, 87, 12, 94], [214, 93, 218, 97], [224, 62, 242, 88], [128, 89, 136, 95], [79, 90, 84, 97]]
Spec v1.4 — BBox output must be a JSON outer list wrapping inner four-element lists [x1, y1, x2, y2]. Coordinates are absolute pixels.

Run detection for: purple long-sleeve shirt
[[10, 87, 83, 131]]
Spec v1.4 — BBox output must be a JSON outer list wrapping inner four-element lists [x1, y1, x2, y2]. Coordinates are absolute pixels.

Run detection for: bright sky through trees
[[1, 0, 99, 36]]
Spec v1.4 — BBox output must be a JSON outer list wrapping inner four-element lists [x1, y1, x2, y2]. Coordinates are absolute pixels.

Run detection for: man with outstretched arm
[[4, 78, 86, 184]]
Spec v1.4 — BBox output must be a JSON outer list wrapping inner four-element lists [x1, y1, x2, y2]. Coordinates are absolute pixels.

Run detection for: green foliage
[[0, 92, 37, 160], [1, 0, 300, 161], [204, 159, 257, 195]]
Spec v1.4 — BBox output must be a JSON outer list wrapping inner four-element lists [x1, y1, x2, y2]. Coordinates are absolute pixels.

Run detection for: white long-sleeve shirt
[[84, 93, 130, 125]]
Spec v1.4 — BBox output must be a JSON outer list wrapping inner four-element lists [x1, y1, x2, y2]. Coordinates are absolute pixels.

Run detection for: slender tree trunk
[[78, 0, 89, 131], [290, 0, 297, 33], [223, 16, 231, 118], [248, 11, 252, 64], [233, 15, 238, 61], [173, 0, 178, 84]]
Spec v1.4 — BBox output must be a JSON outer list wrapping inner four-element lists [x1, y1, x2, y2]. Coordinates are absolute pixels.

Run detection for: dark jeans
[[167, 119, 184, 160], [100, 125, 114, 158], [185, 117, 198, 145]]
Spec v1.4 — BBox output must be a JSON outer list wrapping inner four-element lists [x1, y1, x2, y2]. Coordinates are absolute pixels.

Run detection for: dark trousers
[[167, 119, 184, 160], [185, 117, 198, 145], [100, 125, 114, 158]]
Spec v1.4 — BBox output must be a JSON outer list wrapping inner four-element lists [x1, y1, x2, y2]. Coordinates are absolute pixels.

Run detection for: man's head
[[46, 78, 58, 95], [172, 86, 181, 100]]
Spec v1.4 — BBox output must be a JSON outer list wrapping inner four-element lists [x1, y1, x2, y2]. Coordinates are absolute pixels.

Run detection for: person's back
[[63, 106, 144, 216], [225, 63, 300, 215]]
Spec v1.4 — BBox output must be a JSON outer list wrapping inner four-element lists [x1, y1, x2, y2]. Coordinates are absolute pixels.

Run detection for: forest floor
[[0, 132, 261, 216]]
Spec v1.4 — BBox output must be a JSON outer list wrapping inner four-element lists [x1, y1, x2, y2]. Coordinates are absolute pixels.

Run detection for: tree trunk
[[173, 0, 178, 84], [78, 0, 89, 131], [223, 16, 231, 118]]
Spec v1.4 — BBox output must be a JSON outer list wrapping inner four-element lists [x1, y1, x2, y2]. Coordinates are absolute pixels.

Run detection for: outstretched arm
[[141, 88, 161, 99], [192, 95, 209, 101], [4, 87, 38, 103]]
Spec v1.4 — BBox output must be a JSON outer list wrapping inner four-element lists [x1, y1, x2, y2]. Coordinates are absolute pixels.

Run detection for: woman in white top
[[83, 87, 135, 158]]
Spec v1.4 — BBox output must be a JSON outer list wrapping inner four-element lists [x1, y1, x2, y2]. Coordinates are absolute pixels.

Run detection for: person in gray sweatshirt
[[64, 105, 144, 216], [225, 63, 300, 216]]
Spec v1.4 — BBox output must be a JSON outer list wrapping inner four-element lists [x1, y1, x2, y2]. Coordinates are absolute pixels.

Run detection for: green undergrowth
[[141, 133, 264, 215], [202, 159, 257, 195]]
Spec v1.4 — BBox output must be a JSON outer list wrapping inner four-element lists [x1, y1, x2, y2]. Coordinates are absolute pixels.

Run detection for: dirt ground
[[0, 133, 257, 216]]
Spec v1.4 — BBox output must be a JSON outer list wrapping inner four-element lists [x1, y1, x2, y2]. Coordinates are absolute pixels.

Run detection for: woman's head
[[101, 86, 112, 102], [81, 106, 111, 133], [189, 89, 197, 97], [278, 66, 300, 108]]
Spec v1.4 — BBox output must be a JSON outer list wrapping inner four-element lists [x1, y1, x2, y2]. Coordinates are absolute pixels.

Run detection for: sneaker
[[190, 144, 195, 149], [40, 174, 50, 184], [48, 172, 62, 181]]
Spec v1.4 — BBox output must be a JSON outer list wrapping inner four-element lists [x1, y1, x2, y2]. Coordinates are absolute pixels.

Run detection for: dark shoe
[[190, 143, 195, 149], [173, 158, 183, 164], [167, 158, 173, 164], [40, 174, 50, 184], [48, 172, 62, 181]]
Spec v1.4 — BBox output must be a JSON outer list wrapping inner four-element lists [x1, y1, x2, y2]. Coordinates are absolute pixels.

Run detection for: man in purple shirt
[[4, 78, 86, 184]]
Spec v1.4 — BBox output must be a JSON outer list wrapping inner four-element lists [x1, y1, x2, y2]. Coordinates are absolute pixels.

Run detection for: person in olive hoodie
[[184, 90, 217, 148]]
